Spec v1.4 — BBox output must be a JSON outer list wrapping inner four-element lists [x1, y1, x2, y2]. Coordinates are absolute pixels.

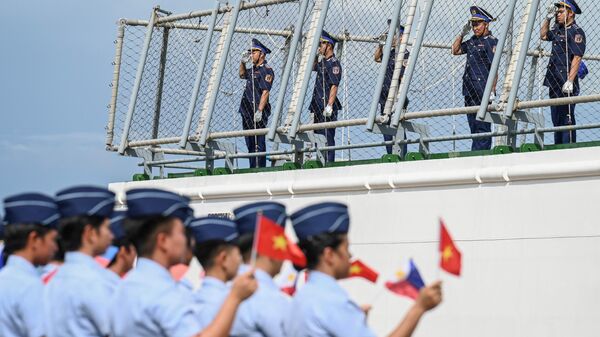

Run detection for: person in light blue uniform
[[110, 188, 257, 337], [311, 30, 343, 163], [103, 210, 136, 284], [45, 186, 116, 337], [452, 6, 498, 151], [541, 0, 586, 144], [231, 201, 291, 337], [0, 193, 59, 337], [375, 23, 410, 156], [239, 38, 275, 168], [190, 216, 242, 328], [286, 202, 443, 337]]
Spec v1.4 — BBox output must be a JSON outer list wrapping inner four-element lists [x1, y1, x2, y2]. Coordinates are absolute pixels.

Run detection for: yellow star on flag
[[349, 265, 362, 275], [272, 235, 288, 251], [442, 245, 453, 262]]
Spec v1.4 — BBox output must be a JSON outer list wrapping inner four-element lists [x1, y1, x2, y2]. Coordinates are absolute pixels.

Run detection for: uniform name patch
[[574, 34, 583, 44], [332, 66, 340, 75]]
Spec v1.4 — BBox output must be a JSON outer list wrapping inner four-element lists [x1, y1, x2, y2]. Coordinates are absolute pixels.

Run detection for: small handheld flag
[[254, 214, 307, 267], [347, 259, 379, 283], [384, 259, 425, 300], [275, 262, 300, 296], [439, 219, 462, 276]]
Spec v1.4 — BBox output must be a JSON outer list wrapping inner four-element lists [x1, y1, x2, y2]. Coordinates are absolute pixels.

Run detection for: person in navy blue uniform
[[285, 202, 442, 337], [541, 1, 586, 144], [311, 30, 343, 163], [452, 6, 498, 151], [45, 186, 116, 337], [0, 193, 59, 337], [110, 188, 257, 337], [232, 201, 291, 337], [375, 23, 410, 155], [190, 216, 243, 328], [239, 38, 275, 168]]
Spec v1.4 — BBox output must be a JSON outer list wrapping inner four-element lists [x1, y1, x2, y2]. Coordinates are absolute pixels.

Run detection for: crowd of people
[[0, 185, 442, 337]]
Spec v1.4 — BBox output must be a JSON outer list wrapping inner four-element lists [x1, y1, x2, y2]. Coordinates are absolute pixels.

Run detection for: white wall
[[110, 146, 600, 337]]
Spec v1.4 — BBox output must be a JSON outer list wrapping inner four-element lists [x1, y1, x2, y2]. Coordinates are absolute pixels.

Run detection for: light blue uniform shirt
[[231, 268, 291, 337], [110, 258, 203, 337], [193, 276, 230, 328], [285, 271, 376, 337], [0, 256, 45, 337], [44, 252, 115, 337]]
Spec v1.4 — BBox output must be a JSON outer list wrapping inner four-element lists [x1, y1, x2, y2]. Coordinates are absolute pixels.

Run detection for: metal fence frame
[[105, 0, 600, 176]]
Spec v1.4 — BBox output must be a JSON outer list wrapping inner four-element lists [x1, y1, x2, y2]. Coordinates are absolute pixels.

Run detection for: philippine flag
[[384, 259, 425, 300]]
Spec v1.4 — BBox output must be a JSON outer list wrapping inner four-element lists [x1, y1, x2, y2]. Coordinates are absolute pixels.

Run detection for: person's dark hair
[[2, 223, 52, 261], [235, 233, 254, 261], [123, 216, 176, 258], [298, 233, 345, 270], [194, 239, 233, 269], [58, 215, 105, 252]]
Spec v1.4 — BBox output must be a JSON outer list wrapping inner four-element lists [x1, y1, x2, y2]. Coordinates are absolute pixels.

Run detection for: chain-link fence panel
[[196, 0, 306, 166]]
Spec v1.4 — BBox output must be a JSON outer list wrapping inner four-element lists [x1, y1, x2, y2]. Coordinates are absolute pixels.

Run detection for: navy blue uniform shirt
[[544, 23, 586, 95], [310, 55, 342, 113], [239, 61, 275, 116], [460, 34, 498, 99]]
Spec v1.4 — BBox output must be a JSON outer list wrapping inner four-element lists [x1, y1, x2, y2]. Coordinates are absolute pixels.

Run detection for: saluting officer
[[452, 6, 498, 151], [232, 201, 291, 336], [0, 193, 59, 337], [541, 0, 586, 144], [239, 38, 275, 168], [311, 30, 343, 163], [374, 23, 410, 155], [190, 216, 242, 328], [110, 188, 257, 337], [45, 186, 116, 337], [285, 202, 443, 337]]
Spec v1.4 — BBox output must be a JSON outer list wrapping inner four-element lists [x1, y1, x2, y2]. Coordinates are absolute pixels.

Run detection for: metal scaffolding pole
[[106, 20, 125, 147], [199, 0, 244, 146], [289, 0, 332, 139], [151, 27, 170, 140], [267, 0, 311, 141], [118, 8, 158, 154], [179, 1, 220, 148], [391, 0, 435, 128], [504, 0, 541, 119], [476, 0, 518, 120], [366, 0, 405, 131]]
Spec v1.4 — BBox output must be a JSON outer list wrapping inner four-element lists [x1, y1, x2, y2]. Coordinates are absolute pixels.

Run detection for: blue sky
[[0, 1, 214, 201]]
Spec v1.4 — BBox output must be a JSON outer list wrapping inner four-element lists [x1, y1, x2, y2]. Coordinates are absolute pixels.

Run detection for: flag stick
[[436, 217, 442, 280], [368, 286, 386, 305], [249, 211, 263, 268]]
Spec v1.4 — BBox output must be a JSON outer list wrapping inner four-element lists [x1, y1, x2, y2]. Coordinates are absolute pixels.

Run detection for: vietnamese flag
[[439, 219, 462, 276], [255, 214, 307, 267], [347, 259, 379, 283]]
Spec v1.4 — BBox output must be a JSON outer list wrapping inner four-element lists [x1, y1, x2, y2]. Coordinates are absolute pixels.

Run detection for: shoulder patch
[[265, 74, 273, 83], [574, 34, 584, 44], [332, 66, 340, 75], [492, 45, 497, 53], [402, 59, 408, 67]]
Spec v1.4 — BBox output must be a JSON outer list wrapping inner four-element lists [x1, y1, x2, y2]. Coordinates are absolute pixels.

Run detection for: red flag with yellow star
[[347, 259, 379, 283], [255, 214, 307, 267], [439, 219, 461, 276]]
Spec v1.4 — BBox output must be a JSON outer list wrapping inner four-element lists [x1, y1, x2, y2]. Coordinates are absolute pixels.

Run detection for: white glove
[[460, 21, 471, 38], [562, 80, 574, 94], [489, 91, 496, 103], [254, 110, 262, 123], [317, 53, 323, 63], [241, 51, 251, 64], [324, 105, 333, 118], [546, 5, 556, 20], [378, 33, 388, 46], [380, 114, 390, 124]]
